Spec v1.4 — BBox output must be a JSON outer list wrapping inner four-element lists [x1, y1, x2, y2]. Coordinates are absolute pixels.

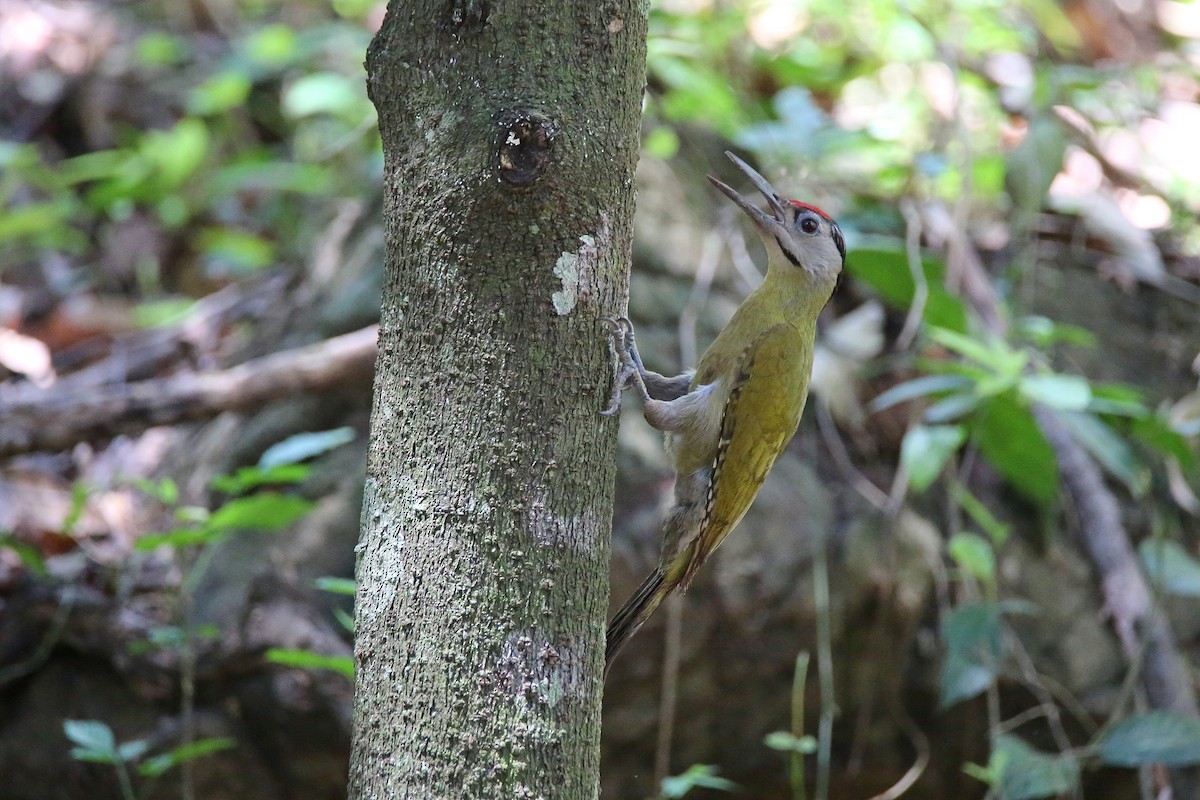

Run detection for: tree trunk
[[350, 2, 647, 798]]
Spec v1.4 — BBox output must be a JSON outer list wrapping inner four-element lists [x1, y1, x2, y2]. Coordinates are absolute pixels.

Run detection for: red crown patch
[[790, 200, 831, 220]]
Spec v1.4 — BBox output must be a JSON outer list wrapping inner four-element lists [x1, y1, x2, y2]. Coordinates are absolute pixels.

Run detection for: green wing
[[678, 322, 813, 588]]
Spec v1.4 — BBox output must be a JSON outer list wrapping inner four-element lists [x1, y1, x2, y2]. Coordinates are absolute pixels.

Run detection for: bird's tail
[[605, 568, 668, 676]]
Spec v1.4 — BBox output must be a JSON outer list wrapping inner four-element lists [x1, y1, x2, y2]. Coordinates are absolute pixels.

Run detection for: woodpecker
[[603, 151, 845, 673]]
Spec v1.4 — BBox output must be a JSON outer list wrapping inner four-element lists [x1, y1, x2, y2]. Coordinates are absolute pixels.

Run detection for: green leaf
[[951, 483, 1010, 545], [283, 73, 361, 118], [333, 607, 355, 633], [924, 392, 982, 424], [1006, 116, 1066, 213], [265, 648, 354, 678], [207, 493, 313, 532], [211, 464, 311, 495], [940, 602, 1001, 708], [1139, 539, 1200, 597], [63, 481, 91, 535], [64, 720, 117, 759], [140, 118, 208, 190], [948, 532, 996, 585], [927, 327, 996, 366], [0, 533, 48, 576], [660, 764, 739, 798], [846, 248, 967, 333], [198, 227, 274, 273], [137, 737, 237, 778], [136, 526, 225, 551], [901, 424, 966, 491], [134, 298, 195, 329], [1099, 712, 1200, 766], [1019, 374, 1091, 411], [869, 375, 973, 413], [995, 734, 1080, 800], [187, 71, 251, 115], [1019, 0, 1083, 50], [1057, 411, 1148, 496], [1132, 414, 1197, 468], [763, 731, 817, 753], [133, 477, 179, 505], [315, 576, 356, 596], [116, 739, 150, 762], [1015, 315, 1096, 349], [134, 32, 187, 67], [243, 24, 298, 68], [258, 427, 356, 469], [974, 394, 1059, 505], [644, 126, 680, 159], [928, 328, 1026, 382]]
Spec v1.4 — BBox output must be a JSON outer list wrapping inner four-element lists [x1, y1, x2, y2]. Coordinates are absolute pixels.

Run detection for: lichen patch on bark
[[551, 214, 608, 315]]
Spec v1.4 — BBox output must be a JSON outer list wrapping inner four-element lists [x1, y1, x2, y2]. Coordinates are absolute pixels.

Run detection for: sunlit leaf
[[265, 647, 354, 678], [141, 118, 208, 189], [948, 532, 996, 585], [315, 576, 356, 596], [870, 375, 973, 413], [207, 493, 313, 532], [284, 73, 362, 118], [116, 739, 150, 762], [924, 392, 982, 424], [901, 424, 966, 491], [1019, 374, 1091, 411], [660, 764, 739, 797], [258, 427, 356, 469], [763, 731, 817, 753], [199, 227, 274, 273], [187, 71, 251, 115], [644, 126, 680, 159], [211, 464, 311, 495], [243, 24, 298, 68], [64, 720, 117, 760]]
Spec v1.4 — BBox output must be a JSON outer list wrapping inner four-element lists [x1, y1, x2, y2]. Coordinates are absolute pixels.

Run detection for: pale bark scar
[[551, 213, 607, 315]]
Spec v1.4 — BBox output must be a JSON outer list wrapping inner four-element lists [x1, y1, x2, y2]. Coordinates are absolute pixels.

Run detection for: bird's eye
[[799, 216, 819, 234]]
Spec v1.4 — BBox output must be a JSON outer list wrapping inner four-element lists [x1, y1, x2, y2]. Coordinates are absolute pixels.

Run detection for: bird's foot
[[600, 316, 649, 415]]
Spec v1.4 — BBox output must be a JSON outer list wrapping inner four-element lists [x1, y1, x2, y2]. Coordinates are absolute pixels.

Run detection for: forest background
[[1, 0, 1200, 798]]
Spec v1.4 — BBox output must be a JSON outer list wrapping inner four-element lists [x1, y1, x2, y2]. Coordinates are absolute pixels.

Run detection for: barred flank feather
[[604, 569, 667, 676]]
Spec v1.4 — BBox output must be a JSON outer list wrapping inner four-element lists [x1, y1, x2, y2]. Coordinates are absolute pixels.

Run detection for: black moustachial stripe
[[777, 236, 802, 267]]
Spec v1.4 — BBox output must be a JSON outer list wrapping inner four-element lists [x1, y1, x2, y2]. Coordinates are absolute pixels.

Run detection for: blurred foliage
[[1, 1, 379, 292], [3, 0, 1200, 797], [65, 718, 235, 800]]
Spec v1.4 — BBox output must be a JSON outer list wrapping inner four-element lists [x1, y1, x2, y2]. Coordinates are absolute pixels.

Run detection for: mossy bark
[[350, 2, 647, 798]]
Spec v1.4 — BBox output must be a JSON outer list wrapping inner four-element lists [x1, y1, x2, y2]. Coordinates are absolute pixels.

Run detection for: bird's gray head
[[708, 151, 846, 280]]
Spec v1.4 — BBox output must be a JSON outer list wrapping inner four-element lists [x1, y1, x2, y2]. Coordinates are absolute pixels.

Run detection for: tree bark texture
[[351, 3, 647, 799]]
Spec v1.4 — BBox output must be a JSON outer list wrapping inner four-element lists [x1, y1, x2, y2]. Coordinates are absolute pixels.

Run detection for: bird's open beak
[[707, 151, 789, 236]]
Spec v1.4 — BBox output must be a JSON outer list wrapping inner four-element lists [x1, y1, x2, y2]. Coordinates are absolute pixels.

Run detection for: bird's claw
[[601, 316, 642, 415]]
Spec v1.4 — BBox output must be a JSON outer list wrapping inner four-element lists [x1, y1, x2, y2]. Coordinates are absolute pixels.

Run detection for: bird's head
[[708, 151, 845, 282]]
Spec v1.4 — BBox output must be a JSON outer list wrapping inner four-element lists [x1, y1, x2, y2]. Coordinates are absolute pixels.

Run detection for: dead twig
[[0, 325, 378, 458]]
